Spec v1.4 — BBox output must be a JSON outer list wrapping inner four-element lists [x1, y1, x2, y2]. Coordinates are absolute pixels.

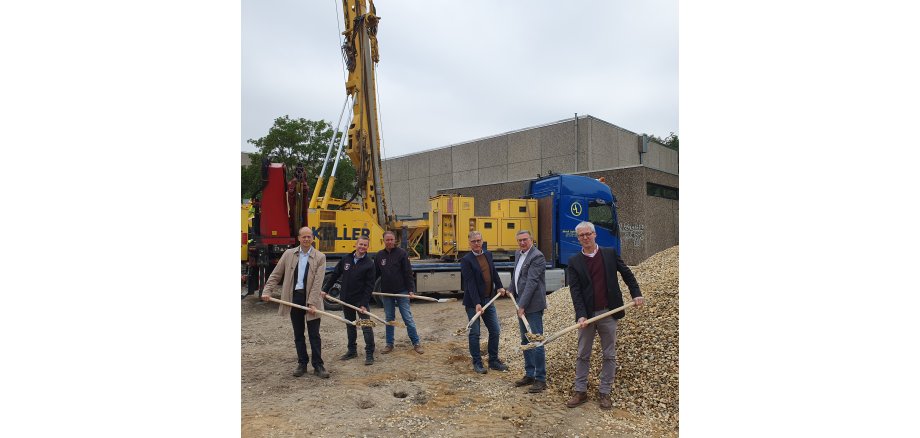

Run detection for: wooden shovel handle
[[466, 291, 503, 329], [507, 293, 533, 334], [324, 294, 391, 326], [522, 301, 637, 350], [268, 297, 355, 326], [373, 291, 434, 302]]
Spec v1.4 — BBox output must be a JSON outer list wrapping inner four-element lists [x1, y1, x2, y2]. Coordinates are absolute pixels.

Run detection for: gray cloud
[[243, 0, 677, 157]]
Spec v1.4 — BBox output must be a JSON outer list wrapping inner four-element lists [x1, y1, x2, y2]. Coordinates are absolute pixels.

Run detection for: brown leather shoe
[[413, 344, 424, 354], [528, 380, 547, 393], [514, 376, 535, 387], [381, 345, 394, 354], [566, 391, 588, 408], [598, 393, 612, 410]]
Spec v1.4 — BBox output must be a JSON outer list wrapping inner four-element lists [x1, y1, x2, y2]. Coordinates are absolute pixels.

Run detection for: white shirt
[[514, 248, 530, 287], [296, 246, 312, 290]]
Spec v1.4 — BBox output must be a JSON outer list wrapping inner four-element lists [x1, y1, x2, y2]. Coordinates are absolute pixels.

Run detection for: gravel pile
[[499, 245, 679, 429]]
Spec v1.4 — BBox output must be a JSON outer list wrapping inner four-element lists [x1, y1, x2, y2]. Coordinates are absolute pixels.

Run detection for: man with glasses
[[565, 221, 645, 410], [506, 230, 548, 393], [460, 230, 509, 374]]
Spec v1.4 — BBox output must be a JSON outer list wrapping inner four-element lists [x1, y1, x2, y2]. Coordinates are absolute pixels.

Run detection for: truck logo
[[570, 201, 582, 216]]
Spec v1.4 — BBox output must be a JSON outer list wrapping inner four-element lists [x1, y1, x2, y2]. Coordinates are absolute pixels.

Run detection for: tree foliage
[[241, 116, 357, 200], [648, 132, 679, 151]]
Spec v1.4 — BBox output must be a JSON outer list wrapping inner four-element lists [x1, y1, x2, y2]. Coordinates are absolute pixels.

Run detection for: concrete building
[[381, 115, 678, 265]]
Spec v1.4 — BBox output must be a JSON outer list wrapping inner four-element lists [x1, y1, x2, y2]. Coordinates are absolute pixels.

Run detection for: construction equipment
[[243, 1, 625, 304]]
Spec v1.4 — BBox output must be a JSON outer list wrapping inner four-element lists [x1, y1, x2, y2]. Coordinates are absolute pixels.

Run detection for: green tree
[[648, 132, 679, 151], [241, 116, 357, 200]]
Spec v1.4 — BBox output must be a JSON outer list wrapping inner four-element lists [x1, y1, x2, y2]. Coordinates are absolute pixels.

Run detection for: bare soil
[[242, 293, 676, 437]]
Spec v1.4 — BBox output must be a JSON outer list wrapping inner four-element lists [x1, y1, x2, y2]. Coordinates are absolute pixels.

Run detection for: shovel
[[520, 301, 637, 351], [373, 292, 456, 303], [508, 293, 544, 342], [454, 291, 503, 336], [268, 297, 357, 326], [324, 294, 405, 327]]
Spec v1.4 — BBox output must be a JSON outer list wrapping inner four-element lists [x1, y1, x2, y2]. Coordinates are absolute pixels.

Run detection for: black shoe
[[340, 352, 358, 360], [528, 380, 547, 393], [293, 364, 307, 377], [364, 355, 374, 366], [488, 360, 508, 372], [514, 376, 535, 387], [473, 363, 487, 374], [313, 366, 330, 379]]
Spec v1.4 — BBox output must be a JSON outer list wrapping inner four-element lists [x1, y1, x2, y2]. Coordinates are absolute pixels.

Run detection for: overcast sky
[[242, 0, 677, 159]]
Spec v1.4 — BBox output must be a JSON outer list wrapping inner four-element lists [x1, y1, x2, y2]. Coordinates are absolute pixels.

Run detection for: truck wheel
[[372, 278, 384, 308], [323, 273, 342, 311], [246, 265, 259, 295]]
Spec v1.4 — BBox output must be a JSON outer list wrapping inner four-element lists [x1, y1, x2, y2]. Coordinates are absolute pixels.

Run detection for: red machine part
[[259, 164, 294, 245]]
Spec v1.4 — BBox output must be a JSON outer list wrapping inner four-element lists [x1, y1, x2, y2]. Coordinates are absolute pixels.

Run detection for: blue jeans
[[465, 305, 501, 367], [518, 309, 546, 382], [382, 292, 420, 346]]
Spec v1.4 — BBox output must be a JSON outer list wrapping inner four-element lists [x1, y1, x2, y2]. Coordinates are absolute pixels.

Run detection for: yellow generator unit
[[429, 194, 475, 256], [490, 199, 538, 219], [491, 199, 539, 247], [469, 217, 499, 249], [430, 195, 538, 256]]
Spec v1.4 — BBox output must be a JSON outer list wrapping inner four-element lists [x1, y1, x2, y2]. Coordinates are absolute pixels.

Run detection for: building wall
[[578, 166, 679, 264], [382, 115, 677, 219]]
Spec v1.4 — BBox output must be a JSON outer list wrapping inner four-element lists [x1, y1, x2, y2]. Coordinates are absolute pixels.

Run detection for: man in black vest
[[565, 221, 644, 410]]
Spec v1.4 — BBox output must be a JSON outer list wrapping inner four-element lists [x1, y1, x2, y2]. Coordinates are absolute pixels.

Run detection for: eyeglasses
[[577, 232, 595, 238]]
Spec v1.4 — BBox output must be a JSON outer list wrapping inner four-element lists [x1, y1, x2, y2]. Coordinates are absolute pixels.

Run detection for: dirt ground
[[241, 290, 676, 437], [241, 292, 675, 437]]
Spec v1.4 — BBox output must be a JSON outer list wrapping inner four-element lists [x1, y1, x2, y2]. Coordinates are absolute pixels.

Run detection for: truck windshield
[[588, 201, 618, 236]]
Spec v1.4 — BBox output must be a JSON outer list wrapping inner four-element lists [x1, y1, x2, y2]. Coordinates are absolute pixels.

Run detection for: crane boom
[[341, 0, 388, 227]]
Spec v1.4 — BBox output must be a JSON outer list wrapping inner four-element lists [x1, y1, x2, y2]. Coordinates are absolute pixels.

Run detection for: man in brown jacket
[[262, 227, 330, 378]]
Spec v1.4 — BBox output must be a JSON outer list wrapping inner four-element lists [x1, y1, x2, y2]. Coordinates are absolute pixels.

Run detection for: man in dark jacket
[[565, 221, 644, 410], [323, 235, 377, 365], [460, 230, 509, 375], [375, 231, 423, 354]]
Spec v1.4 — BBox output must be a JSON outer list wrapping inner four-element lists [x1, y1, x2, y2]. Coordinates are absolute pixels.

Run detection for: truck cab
[[527, 174, 621, 267]]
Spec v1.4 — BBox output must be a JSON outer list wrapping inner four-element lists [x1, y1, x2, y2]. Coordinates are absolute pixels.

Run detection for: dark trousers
[[465, 305, 501, 367], [291, 290, 323, 368], [342, 306, 375, 356]]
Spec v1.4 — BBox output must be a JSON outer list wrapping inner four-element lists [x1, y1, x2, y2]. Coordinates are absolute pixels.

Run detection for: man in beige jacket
[[262, 227, 330, 378]]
